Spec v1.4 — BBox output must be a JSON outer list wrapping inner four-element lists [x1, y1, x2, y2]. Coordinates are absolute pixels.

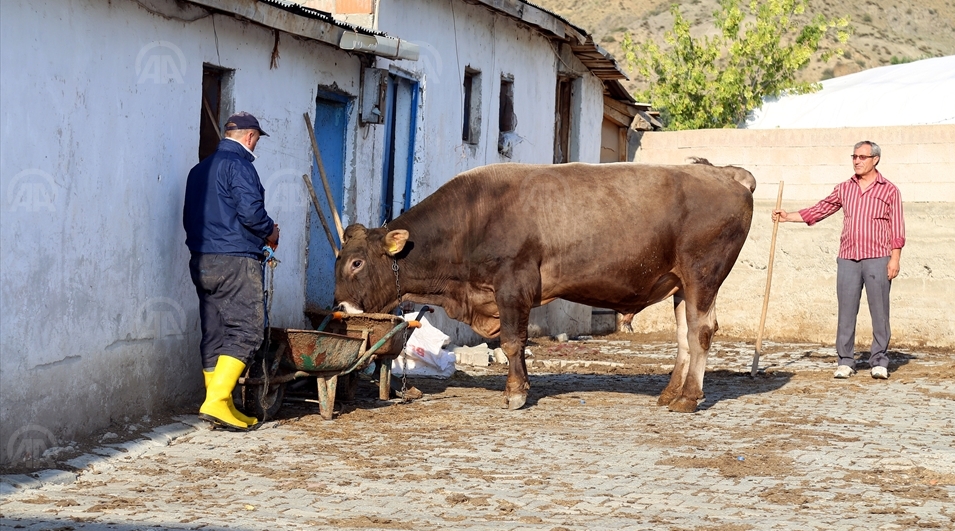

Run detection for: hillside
[[535, 0, 955, 95]]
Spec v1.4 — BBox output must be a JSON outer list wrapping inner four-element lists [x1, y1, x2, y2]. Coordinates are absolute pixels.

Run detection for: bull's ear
[[383, 230, 409, 256]]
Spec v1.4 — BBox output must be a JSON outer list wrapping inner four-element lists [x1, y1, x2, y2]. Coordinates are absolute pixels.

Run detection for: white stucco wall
[[356, 0, 607, 343], [0, 0, 619, 459], [0, 0, 372, 462]]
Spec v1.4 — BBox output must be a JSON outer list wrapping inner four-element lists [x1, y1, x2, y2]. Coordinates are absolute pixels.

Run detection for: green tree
[[622, 0, 852, 130]]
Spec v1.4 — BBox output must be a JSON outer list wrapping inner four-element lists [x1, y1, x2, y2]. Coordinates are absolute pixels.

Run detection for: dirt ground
[[268, 334, 955, 499], [6, 333, 954, 479], [3, 333, 953, 530]]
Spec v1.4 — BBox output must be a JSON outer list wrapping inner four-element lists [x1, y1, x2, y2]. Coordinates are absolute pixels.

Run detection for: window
[[498, 75, 517, 156], [462, 67, 481, 144], [199, 65, 234, 161]]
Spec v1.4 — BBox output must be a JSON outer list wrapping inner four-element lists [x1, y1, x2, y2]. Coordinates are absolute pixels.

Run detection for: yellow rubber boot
[[203, 368, 258, 427], [199, 356, 251, 431]]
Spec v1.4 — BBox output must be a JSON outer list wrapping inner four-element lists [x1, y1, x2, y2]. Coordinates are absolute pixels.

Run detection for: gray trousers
[[835, 256, 892, 369], [189, 254, 266, 369]]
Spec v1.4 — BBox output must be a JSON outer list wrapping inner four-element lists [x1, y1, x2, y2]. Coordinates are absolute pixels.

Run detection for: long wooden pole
[[304, 112, 345, 242], [751, 181, 784, 377], [301, 174, 339, 258]]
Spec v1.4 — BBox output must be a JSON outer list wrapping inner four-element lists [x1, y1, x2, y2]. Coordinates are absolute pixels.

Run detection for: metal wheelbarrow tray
[[305, 310, 410, 399], [241, 310, 424, 421]]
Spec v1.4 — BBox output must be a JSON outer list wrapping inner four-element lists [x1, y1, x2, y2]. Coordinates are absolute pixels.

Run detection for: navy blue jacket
[[183, 139, 275, 258]]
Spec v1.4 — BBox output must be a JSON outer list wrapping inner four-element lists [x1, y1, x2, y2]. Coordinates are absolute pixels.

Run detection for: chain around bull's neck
[[392, 258, 401, 311], [383, 221, 403, 312]]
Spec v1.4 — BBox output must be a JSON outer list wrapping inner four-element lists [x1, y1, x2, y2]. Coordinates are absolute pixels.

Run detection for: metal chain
[[383, 220, 412, 401], [392, 258, 411, 399], [392, 259, 401, 308]]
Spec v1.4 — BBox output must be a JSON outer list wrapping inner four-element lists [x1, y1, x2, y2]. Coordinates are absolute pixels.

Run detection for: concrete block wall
[[628, 125, 955, 350]]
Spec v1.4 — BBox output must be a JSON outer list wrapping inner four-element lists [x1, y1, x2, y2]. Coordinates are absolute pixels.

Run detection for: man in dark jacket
[[183, 112, 280, 431]]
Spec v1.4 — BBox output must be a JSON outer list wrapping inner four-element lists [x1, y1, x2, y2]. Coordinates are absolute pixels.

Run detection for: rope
[[259, 246, 280, 414]]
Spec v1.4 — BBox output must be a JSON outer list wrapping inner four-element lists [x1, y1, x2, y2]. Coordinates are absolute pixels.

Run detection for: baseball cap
[[224, 112, 269, 136]]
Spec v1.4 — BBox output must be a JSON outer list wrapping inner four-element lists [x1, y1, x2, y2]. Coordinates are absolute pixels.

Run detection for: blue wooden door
[[305, 94, 348, 311], [379, 75, 419, 225]]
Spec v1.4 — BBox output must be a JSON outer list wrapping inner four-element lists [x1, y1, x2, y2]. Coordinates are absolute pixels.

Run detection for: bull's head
[[333, 224, 409, 314]]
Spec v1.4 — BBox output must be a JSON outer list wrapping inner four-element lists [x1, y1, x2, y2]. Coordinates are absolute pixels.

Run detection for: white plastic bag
[[392, 315, 456, 378]]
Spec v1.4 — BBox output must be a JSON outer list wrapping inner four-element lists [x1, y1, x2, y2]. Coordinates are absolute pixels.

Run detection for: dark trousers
[[189, 254, 265, 369], [835, 256, 892, 369]]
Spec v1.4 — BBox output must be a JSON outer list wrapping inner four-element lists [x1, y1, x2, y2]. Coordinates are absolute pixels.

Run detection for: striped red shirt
[[798, 171, 905, 260]]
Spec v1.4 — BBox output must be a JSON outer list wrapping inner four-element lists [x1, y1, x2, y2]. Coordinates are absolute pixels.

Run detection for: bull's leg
[[657, 291, 689, 406], [494, 273, 537, 410], [498, 305, 531, 410], [667, 296, 717, 413], [617, 312, 635, 333]]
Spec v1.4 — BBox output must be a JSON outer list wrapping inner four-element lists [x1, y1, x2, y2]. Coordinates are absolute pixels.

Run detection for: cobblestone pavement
[[2, 338, 953, 531]]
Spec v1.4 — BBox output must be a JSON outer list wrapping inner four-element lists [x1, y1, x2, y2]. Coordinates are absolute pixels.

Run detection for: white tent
[[743, 55, 955, 129]]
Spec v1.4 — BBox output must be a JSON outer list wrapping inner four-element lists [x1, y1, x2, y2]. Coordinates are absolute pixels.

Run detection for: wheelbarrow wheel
[[243, 357, 286, 421], [248, 379, 284, 422]]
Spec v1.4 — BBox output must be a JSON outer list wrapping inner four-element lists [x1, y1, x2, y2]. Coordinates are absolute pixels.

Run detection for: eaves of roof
[[185, 0, 418, 60], [468, 0, 628, 81]]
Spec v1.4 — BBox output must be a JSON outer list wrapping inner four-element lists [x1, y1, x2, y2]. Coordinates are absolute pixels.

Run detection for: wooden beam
[[603, 105, 632, 128], [618, 127, 628, 162], [603, 95, 638, 118]]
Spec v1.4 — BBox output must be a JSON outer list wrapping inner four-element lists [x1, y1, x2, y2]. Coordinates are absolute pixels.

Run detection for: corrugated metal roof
[[186, 0, 419, 59], [521, 0, 588, 34], [472, 0, 629, 81], [258, 0, 383, 36], [202, 1, 632, 96]]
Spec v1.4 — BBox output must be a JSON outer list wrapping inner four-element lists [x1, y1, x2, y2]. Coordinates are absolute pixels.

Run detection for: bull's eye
[[351, 259, 364, 271]]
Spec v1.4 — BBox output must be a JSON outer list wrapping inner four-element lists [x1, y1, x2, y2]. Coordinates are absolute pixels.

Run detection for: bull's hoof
[[667, 396, 699, 413], [503, 393, 527, 410], [656, 389, 680, 407]]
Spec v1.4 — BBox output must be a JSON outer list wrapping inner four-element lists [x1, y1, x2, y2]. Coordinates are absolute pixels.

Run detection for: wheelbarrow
[[239, 307, 432, 421]]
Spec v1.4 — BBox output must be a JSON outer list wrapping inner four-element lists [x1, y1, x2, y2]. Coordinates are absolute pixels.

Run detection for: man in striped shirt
[[772, 140, 905, 380]]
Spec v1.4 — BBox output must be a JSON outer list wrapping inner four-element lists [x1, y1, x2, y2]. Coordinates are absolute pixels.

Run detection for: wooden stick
[[304, 112, 345, 242], [301, 174, 339, 258], [751, 181, 784, 377], [202, 95, 221, 138]]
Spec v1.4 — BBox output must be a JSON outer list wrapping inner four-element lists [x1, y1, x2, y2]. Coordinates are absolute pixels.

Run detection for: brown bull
[[334, 160, 755, 412]]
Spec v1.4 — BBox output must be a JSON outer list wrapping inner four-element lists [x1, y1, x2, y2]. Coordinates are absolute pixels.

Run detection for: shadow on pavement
[[260, 349, 920, 421], [269, 365, 795, 420]]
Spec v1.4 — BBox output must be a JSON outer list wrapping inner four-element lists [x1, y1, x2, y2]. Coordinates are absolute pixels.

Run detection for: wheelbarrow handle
[[404, 305, 434, 329], [315, 310, 349, 331], [413, 305, 433, 321]]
